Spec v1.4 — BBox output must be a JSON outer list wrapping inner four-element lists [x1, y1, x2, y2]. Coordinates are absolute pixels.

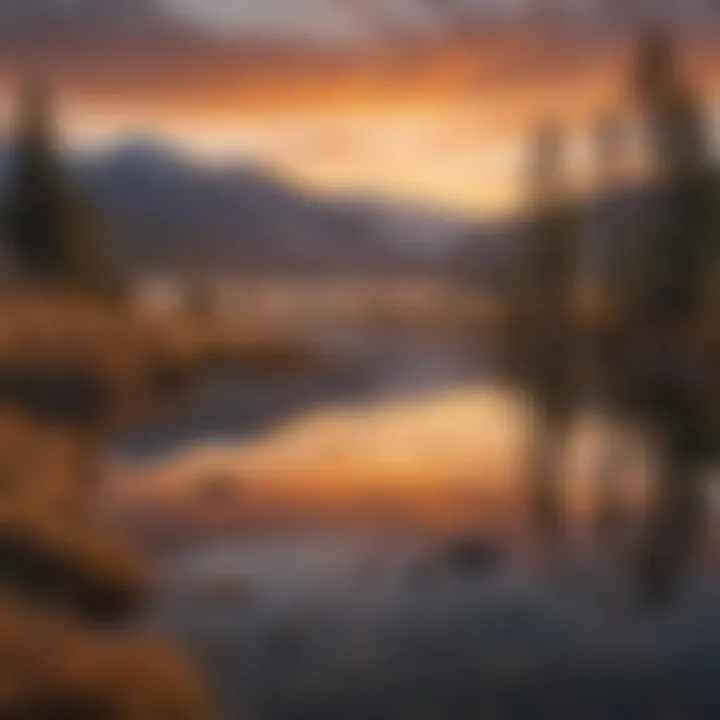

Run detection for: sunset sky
[[1, 0, 719, 216]]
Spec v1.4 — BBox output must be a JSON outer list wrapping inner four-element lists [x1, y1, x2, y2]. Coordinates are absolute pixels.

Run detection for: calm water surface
[[117, 329, 720, 720]]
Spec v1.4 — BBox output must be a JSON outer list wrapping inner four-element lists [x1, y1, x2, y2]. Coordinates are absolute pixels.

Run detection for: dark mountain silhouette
[[70, 141, 473, 275], [0, 139, 479, 276]]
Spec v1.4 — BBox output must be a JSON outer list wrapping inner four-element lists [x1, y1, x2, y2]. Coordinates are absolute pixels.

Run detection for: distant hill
[[67, 141, 476, 276], [0, 139, 484, 276]]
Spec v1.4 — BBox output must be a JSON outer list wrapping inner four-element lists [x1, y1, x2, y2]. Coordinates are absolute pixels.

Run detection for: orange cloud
[[2, 27, 718, 215], [0, 28, 626, 114]]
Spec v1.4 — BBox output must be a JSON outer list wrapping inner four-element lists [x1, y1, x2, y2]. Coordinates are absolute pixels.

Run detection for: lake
[[110, 327, 720, 720]]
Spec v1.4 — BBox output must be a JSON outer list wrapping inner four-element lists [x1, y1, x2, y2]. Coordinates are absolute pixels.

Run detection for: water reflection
[[119, 320, 717, 716], [499, 31, 720, 614]]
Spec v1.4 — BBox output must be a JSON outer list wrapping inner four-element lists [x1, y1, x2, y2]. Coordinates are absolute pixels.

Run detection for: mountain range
[[0, 140, 485, 277]]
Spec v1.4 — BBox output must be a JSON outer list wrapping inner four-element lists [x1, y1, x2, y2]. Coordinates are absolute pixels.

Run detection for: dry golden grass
[[0, 289, 227, 717], [0, 504, 147, 621], [0, 597, 216, 719]]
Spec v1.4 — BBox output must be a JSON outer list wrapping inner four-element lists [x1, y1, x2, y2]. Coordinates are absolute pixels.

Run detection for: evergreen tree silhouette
[[625, 32, 717, 606], [516, 121, 579, 541], [586, 113, 645, 549], [4, 82, 114, 293], [524, 122, 580, 322], [631, 32, 713, 321]]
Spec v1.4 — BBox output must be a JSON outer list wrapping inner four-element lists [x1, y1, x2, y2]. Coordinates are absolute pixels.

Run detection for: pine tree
[[4, 82, 114, 293], [632, 32, 713, 321], [523, 121, 577, 323], [518, 121, 579, 541], [629, 33, 717, 605]]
